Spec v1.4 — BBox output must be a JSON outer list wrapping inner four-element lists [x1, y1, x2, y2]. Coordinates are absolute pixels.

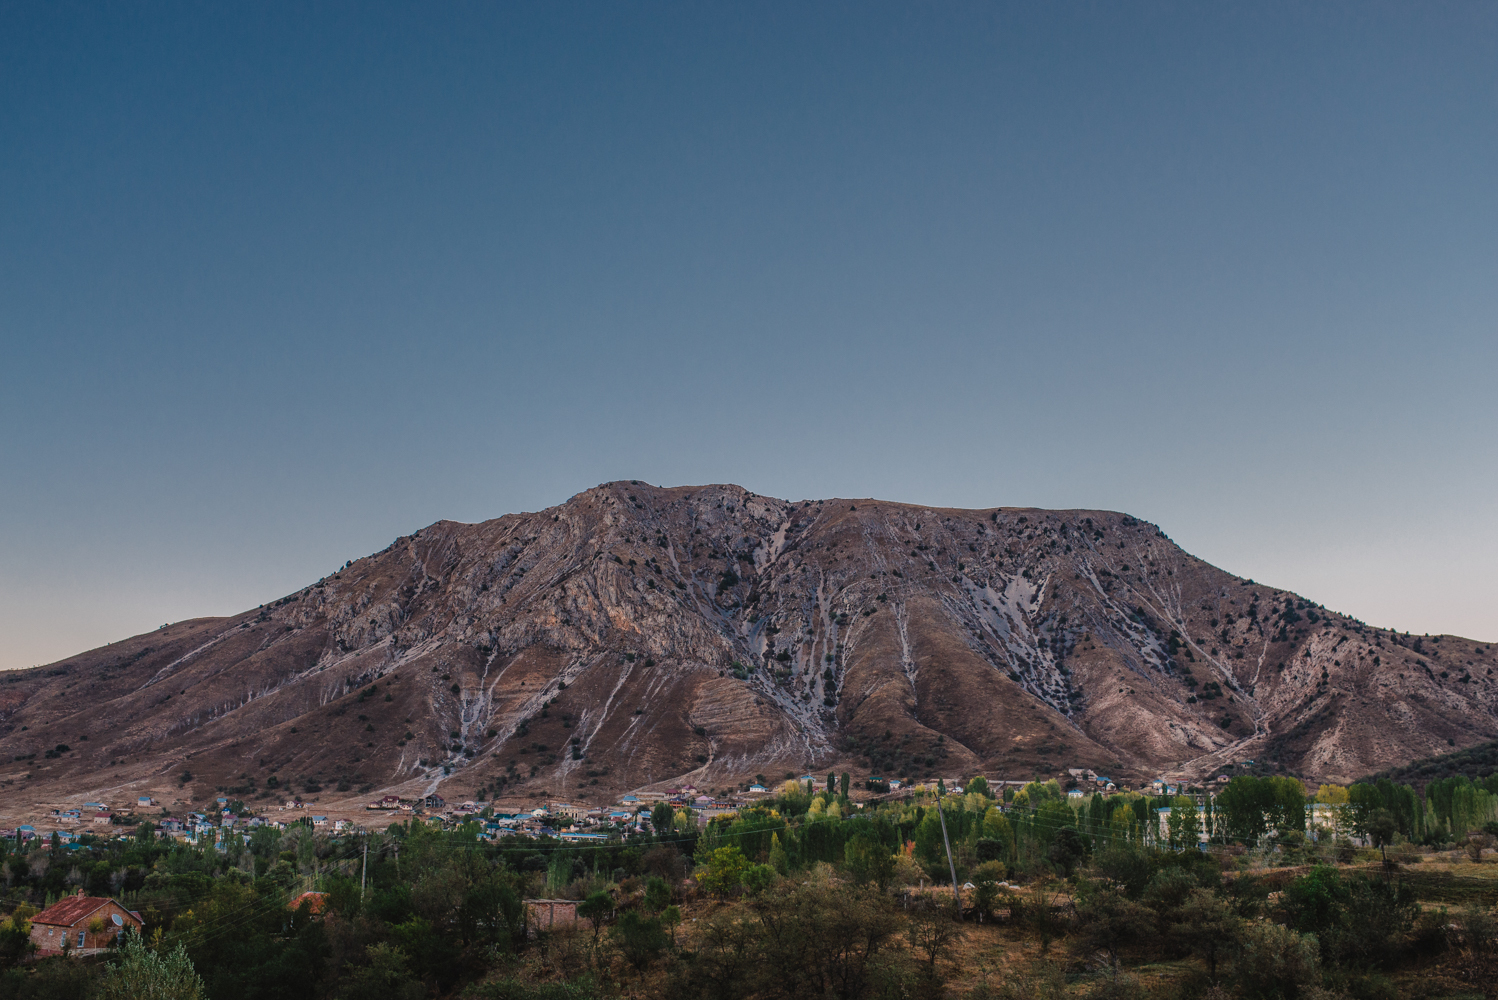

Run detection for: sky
[[2, 2, 1496, 671]]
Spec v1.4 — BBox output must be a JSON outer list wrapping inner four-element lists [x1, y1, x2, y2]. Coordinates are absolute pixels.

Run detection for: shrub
[[611, 911, 668, 969], [1233, 922, 1319, 1000]]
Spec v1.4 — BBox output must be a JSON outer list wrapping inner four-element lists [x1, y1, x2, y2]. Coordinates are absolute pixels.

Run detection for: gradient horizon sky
[[3, 2, 1496, 671]]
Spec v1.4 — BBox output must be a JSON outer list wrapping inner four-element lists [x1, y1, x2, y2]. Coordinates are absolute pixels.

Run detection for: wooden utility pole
[[360, 840, 368, 901], [934, 793, 961, 915]]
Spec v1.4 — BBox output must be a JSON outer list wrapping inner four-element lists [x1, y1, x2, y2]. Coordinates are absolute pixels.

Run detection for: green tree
[[577, 891, 613, 944], [99, 929, 206, 1000], [611, 910, 669, 969], [651, 802, 675, 835], [1047, 827, 1087, 878], [1073, 885, 1153, 970], [1368, 808, 1398, 864], [1166, 796, 1201, 850], [967, 775, 991, 798], [643, 875, 672, 914], [1168, 889, 1241, 980], [336, 943, 424, 1000], [1233, 922, 1319, 1000], [768, 832, 789, 874], [843, 833, 898, 889], [697, 846, 751, 897]]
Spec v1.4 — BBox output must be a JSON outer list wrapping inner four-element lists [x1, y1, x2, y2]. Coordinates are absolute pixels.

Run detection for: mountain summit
[[3, 482, 1495, 814]]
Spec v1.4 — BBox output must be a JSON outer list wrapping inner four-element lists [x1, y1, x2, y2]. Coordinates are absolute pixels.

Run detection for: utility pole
[[934, 791, 961, 916], [360, 840, 368, 902]]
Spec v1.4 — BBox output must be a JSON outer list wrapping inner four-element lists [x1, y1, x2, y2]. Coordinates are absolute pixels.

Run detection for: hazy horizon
[[4, 2, 1495, 670]]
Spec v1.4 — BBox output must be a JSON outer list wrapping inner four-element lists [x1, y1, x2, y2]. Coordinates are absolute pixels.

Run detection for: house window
[[78, 930, 85, 947]]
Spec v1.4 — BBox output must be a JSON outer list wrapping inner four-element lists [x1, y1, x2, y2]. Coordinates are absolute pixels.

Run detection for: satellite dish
[[111, 913, 123, 926]]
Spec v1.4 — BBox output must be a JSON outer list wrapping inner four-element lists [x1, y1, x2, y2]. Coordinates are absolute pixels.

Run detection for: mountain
[[2, 481, 1496, 820]]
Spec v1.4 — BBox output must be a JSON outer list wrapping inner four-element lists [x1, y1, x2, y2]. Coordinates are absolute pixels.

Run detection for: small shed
[[29, 892, 142, 955]]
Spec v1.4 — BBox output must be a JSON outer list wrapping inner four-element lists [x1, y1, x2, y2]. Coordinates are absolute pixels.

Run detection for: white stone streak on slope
[[138, 629, 243, 691], [564, 656, 635, 780], [894, 602, 917, 692]]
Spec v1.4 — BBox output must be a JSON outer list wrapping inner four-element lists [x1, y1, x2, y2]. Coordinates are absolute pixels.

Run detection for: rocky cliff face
[[3, 481, 1496, 814]]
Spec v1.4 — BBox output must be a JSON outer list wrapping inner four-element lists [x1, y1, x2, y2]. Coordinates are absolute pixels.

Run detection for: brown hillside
[[2, 482, 1495, 820]]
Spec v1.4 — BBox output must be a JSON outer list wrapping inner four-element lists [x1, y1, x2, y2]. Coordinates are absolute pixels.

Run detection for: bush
[[610, 911, 668, 969], [99, 929, 206, 1000], [1233, 922, 1320, 1000]]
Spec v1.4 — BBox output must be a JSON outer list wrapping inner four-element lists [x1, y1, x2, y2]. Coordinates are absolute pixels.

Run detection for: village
[[0, 764, 1360, 854]]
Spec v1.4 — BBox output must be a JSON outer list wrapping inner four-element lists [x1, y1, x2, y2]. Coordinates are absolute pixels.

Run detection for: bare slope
[[2, 481, 1495, 818]]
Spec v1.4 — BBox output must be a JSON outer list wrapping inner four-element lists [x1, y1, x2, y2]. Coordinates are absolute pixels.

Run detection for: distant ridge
[[1361, 738, 1498, 790]]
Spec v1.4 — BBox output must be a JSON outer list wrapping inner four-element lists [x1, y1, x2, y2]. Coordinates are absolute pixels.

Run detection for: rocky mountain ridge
[[2, 481, 1495, 817]]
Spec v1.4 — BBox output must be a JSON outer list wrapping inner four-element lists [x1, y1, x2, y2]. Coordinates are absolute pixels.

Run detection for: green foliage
[[1233, 921, 1320, 1000], [642, 876, 672, 914], [464, 977, 613, 999], [695, 846, 751, 897], [843, 833, 898, 889], [1214, 776, 1305, 845], [577, 891, 614, 941], [1073, 884, 1153, 969], [611, 911, 668, 969], [336, 943, 424, 1000], [100, 929, 206, 1000]]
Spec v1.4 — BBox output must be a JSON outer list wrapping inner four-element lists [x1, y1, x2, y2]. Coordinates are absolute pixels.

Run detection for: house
[[29, 892, 143, 956], [138, 796, 154, 808], [619, 794, 640, 806], [424, 794, 446, 810], [311, 816, 328, 828], [747, 784, 768, 794], [91, 811, 112, 826]]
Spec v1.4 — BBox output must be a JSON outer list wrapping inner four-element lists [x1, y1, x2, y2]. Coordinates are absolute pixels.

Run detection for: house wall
[[525, 899, 578, 931], [30, 899, 141, 955]]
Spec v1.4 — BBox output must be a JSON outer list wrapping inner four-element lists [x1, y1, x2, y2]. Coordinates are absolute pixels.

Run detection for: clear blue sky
[[3, 2, 1495, 670]]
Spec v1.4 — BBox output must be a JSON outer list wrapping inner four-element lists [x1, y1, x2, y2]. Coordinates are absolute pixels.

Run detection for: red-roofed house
[[29, 892, 142, 955]]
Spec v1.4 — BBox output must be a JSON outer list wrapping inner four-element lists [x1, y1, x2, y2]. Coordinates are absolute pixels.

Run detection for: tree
[[1233, 922, 1319, 1000], [651, 802, 675, 835], [1166, 796, 1201, 850], [577, 891, 613, 944], [969, 861, 1009, 923], [643, 875, 672, 914], [0, 903, 36, 967], [907, 900, 958, 985], [1048, 827, 1087, 878], [697, 846, 751, 897], [768, 832, 789, 874], [1168, 889, 1241, 980], [335, 943, 424, 1000], [967, 775, 991, 798], [99, 928, 206, 1000], [840, 772, 851, 798], [913, 812, 949, 876], [1073, 885, 1153, 971], [1368, 808, 1398, 864], [843, 833, 897, 889], [611, 910, 669, 969]]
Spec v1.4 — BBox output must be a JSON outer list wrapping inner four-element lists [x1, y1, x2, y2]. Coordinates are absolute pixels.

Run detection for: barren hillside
[[2, 481, 1495, 819]]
